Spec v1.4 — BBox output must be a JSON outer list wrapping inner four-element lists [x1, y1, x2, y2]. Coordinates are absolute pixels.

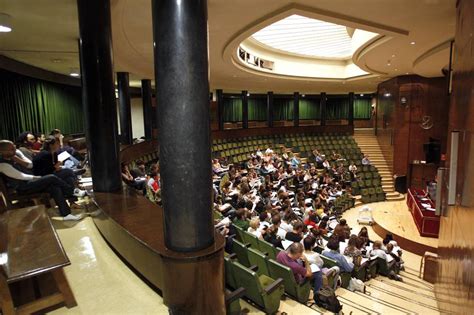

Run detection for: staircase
[[353, 128, 404, 201]]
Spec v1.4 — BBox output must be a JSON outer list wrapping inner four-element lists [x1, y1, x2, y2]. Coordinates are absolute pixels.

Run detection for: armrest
[[244, 243, 252, 248], [227, 253, 237, 260], [249, 265, 259, 272], [263, 278, 284, 294], [225, 287, 246, 304]]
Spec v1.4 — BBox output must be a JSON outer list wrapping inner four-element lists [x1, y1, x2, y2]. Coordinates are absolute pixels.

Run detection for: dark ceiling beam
[[0, 54, 81, 87]]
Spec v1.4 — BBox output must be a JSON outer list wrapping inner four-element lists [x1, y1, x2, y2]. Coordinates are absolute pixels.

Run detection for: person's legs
[[54, 168, 76, 189], [312, 271, 323, 295], [16, 175, 72, 216]]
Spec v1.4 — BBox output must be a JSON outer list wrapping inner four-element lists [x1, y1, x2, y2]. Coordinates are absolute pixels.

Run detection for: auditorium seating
[[267, 258, 312, 303], [0, 176, 49, 210], [211, 132, 385, 202], [225, 255, 284, 314]]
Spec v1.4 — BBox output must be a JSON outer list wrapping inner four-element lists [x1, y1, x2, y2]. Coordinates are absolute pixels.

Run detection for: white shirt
[[0, 162, 38, 181], [280, 220, 293, 233], [304, 250, 324, 268]]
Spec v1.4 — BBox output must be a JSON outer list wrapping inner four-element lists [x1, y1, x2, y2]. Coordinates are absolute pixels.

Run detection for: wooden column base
[[161, 244, 225, 315]]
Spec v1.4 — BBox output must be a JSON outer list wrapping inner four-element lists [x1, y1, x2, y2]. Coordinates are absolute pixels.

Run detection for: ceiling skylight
[[251, 15, 353, 59]]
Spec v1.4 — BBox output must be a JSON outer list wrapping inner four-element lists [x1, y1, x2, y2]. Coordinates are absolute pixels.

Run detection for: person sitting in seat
[[285, 221, 304, 242], [344, 234, 363, 265], [130, 160, 147, 178], [333, 219, 351, 242], [303, 236, 340, 290], [32, 133, 45, 151], [33, 136, 80, 189], [16, 131, 39, 161], [233, 208, 250, 231], [362, 154, 371, 166], [322, 237, 354, 273], [247, 217, 264, 239], [263, 225, 283, 249], [358, 226, 372, 247], [0, 140, 83, 221], [277, 242, 324, 299], [369, 240, 402, 281], [50, 129, 83, 168], [122, 163, 145, 192]]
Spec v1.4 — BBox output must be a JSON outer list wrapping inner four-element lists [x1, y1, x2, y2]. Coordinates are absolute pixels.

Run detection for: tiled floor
[[48, 217, 168, 315], [47, 199, 441, 315]]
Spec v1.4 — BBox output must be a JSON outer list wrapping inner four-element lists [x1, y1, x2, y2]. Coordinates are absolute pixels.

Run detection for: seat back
[[267, 259, 298, 297], [242, 230, 260, 249], [258, 239, 279, 260], [224, 256, 237, 289], [232, 224, 245, 242], [247, 248, 270, 276], [232, 262, 265, 307], [232, 239, 250, 267]]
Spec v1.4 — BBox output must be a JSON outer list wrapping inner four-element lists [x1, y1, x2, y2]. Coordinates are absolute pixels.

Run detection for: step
[[386, 194, 405, 201]]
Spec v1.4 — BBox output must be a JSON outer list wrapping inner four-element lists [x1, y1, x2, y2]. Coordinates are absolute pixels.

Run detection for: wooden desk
[[0, 205, 76, 314], [407, 188, 440, 238]]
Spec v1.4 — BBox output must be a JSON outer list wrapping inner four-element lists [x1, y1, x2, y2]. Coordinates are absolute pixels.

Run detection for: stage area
[[342, 197, 439, 256]]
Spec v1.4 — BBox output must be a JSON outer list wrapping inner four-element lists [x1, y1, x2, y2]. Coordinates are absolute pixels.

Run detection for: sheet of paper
[[79, 177, 93, 183], [57, 151, 71, 162], [310, 264, 320, 273], [282, 240, 294, 250]]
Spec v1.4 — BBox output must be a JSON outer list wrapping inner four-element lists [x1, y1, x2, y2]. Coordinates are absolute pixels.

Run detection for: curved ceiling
[[0, 0, 456, 94], [251, 14, 353, 59]]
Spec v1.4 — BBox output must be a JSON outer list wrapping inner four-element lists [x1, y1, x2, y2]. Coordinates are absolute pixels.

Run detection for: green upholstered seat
[[232, 261, 284, 314], [267, 259, 311, 303]]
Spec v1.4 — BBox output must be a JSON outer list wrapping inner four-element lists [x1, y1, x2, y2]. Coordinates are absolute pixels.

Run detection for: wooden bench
[[0, 205, 77, 314], [0, 177, 49, 211]]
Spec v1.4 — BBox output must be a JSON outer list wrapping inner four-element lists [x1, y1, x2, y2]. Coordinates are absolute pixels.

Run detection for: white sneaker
[[73, 188, 87, 197], [63, 214, 83, 221]]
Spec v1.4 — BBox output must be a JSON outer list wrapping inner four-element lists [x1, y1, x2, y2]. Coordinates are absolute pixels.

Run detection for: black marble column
[[320, 92, 327, 126], [152, 0, 214, 252], [267, 91, 274, 128], [77, 0, 121, 192], [293, 92, 300, 127], [216, 89, 224, 130], [117, 72, 133, 144], [348, 92, 355, 126], [242, 90, 249, 129], [141, 79, 153, 140], [152, 1, 224, 313]]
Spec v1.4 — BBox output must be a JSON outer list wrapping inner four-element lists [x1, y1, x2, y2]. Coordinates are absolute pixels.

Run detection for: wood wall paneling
[[435, 0, 474, 313]]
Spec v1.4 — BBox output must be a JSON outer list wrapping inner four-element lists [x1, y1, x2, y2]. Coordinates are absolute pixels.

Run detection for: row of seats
[[226, 222, 401, 313]]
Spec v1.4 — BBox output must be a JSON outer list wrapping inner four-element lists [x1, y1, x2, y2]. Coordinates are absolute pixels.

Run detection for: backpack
[[348, 277, 366, 293], [315, 287, 343, 313]]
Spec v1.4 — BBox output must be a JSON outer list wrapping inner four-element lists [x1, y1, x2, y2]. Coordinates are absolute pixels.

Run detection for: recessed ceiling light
[[394, 68, 398, 71], [391, 54, 396, 58], [51, 59, 62, 63], [246, 92, 250, 96], [387, 63, 391, 66], [406, 72, 409, 75], [0, 13, 12, 32], [410, 41, 416, 45], [301, 94, 305, 97], [70, 72, 80, 77], [360, 93, 364, 97]]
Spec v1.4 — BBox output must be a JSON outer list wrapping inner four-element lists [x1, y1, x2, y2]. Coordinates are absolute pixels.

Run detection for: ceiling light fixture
[[246, 92, 250, 97], [70, 68, 80, 77], [391, 54, 396, 58], [410, 41, 416, 45], [360, 94, 364, 97], [301, 94, 305, 97], [0, 13, 12, 32]]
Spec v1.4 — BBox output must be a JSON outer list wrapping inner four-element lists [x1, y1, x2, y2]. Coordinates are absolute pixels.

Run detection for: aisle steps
[[353, 128, 404, 201]]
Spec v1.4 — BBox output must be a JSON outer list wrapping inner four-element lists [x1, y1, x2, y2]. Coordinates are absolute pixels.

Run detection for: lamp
[[0, 13, 12, 32]]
